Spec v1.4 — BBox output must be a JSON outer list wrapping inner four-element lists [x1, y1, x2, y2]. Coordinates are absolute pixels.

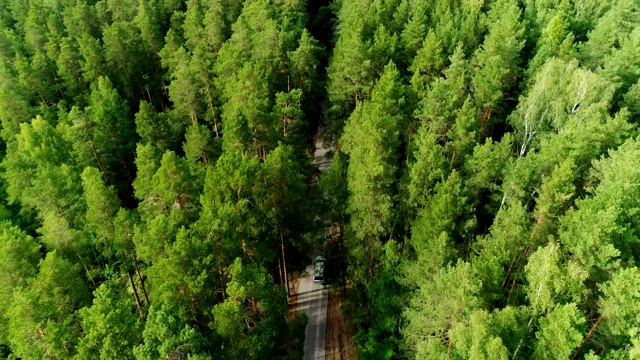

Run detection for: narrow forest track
[[297, 252, 328, 360], [294, 136, 334, 360]]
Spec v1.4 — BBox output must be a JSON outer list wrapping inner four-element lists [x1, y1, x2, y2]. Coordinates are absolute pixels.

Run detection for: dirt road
[[296, 136, 333, 359], [297, 259, 328, 360]]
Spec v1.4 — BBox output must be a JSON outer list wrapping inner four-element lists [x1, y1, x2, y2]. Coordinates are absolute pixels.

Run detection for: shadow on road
[[293, 288, 325, 297]]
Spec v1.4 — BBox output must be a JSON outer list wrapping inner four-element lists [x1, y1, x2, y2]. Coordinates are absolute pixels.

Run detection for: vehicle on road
[[313, 256, 325, 283]]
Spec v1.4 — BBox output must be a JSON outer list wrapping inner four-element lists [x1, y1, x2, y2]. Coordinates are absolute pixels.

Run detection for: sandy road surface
[[297, 260, 328, 360], [295, 136, 333, 359]]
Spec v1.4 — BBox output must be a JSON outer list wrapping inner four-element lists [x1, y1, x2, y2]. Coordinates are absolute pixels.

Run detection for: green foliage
[[7, 251, 89, 359], [135, 101, 175, 152], [1, 0, 640, 358], [408, 172, 465, 278], [262, 144, 307, 220], [3, 115, 85, 225], [319, 150, 349, 224], [407, 125, 446, 209], [598, 267, 640, 339], [82, 167, 120, 245], [212, 258, 288, 360], [471, 0, 525, 133], [403, 261, 482, 355], [77, 281, 143, 360], [448, 310, 510, 360], [341, 62, 404, 243], [357, 241, 405, 360], [533, 303, 585, 360], [0, 222, 40, 343], [133, 143, 161, 202], [134, 304, 208, 359]]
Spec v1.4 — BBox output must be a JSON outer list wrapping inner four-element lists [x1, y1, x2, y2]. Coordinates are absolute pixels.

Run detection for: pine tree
[[77, 33, 107, 84], [274, 89, 306, 154], [133, 304, 208, 359], [135, 101, 174, 151], [3, 116, 85, 224], [220, 63, 272, 156], [56, 37, 86, 98], [84, 77, 137, 193], [0, 222, 40, 345], [77, 281, 142, 359], [579, 1, 640, 69], [409, 31, 445, 98], [7, 251, 89, 359], [471, 0, 525, 136], [0, 61, 33, 142], [133, 143, 161, 203], [406, 125, 447, 209], [415, 45, 468, 138], [183, 122, 217, 171], [526, 13, 576, 80], [81, 166, 121, 257], [145, 151, 199, 219], [326, 0, 373, 137], [212, 258, 289, 360], [135, 0, 164, 54], [404, 261, 482, 357], [533, 304, 585, 360]]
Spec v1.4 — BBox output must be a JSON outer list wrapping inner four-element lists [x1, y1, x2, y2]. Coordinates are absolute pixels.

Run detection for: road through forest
[[296, 137, 333, 360], [297, 255, 328, 360]]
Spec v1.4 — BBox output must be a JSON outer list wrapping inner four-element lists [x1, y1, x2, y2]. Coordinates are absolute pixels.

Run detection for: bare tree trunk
[[128, 271, 144, 317], [213, 238, 227, 301], [190, 108, 197, 125], [132, 254, 150, 306], [277, 247, 284, 285], [84, 265, 96, 285], [480, 107, 493, 139], [449, 149, 457, 172], [204, 84, 219, 137], [281, 231, 290, 297], [512, 316, 535, 359], [571, 315, 605, 360]]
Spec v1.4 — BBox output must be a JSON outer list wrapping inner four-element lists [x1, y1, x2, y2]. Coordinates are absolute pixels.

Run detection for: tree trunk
[[277, 246, 284, 285], [281, 231, 290, 297], [190, 108, 197, 125], [214, 238, 227, 301], [84, 264, 96, 285], [480, 107, 493, 139], [74, 250, 96, 286], [571, 314, 605, 360], [132, 254, 150, 306], [128, 271, 144, 317], [449, 149, 457, 172], [204, 84, 219, 137]]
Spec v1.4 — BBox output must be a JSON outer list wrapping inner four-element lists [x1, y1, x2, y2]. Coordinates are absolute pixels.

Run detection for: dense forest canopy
[[0, 0, 639, 359]]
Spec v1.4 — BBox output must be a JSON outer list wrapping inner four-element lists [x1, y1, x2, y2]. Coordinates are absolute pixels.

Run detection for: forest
[[0, 0, 639, 359]]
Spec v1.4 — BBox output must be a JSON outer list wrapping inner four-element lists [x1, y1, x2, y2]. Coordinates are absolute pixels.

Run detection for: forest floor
[[325, 290, 356, 360]]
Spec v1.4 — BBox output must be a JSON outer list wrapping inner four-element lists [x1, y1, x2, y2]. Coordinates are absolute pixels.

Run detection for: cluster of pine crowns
[[0, 0, 639, 359]]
